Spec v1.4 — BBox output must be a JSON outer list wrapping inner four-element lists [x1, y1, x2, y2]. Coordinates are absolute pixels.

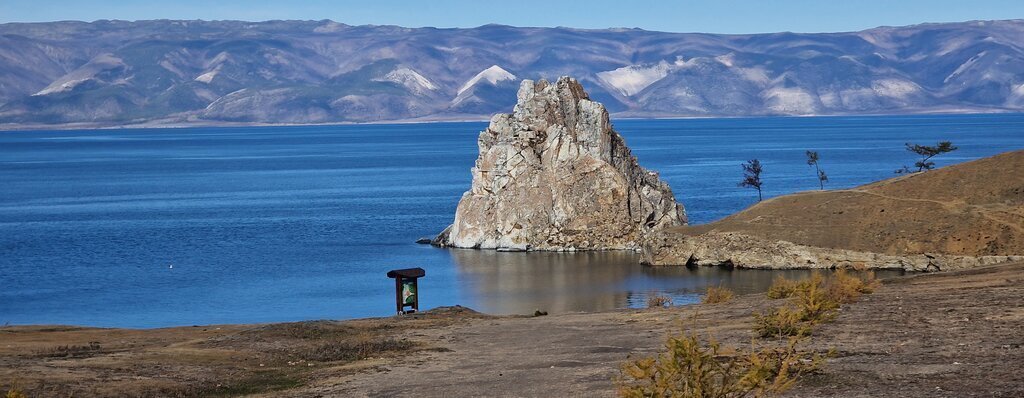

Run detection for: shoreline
[[4, 262, 1022, 396], [0, 262, 911, 331]]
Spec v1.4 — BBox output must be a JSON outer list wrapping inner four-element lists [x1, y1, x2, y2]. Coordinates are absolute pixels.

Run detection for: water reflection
[[451, 249, 905, 315]]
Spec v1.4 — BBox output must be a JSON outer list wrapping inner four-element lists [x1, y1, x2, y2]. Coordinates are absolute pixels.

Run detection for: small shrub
[[757, 270, 883, 339], [702, 286, 735, 304], [791, 277, 839, 324], [828, 270, 881, 304], [5, 387, 27, 398], [647, 295, 673, 308], [754, 306, 812, 338], [766, 276, 803, 299], [617, 328, 823, 397]]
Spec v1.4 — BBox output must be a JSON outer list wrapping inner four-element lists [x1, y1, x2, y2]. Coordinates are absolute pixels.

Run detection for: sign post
[[386, 267, 425, 315]]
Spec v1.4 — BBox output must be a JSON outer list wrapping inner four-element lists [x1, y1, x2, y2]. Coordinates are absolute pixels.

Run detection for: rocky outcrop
[[434, 77, 686, 251], [641, 231, 1024, 272]]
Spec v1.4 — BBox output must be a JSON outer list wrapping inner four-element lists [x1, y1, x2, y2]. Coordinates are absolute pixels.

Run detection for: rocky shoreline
[[642, 230, 1023, 271]]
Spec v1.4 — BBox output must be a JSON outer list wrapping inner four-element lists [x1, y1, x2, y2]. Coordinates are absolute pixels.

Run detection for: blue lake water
[[1, 114, 1023, 328]]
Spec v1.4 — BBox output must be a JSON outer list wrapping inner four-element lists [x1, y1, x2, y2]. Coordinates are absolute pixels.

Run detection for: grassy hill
[[646, 150, 1024, 268]]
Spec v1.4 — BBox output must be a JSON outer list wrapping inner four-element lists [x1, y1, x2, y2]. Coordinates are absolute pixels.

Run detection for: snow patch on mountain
[[1005, 83, 1024, 106], [872, 79, 922, 99], [33, 53, 125, 96], [738, 67, 770, 84], [374, 67, 438, 95], [597, 61, 671, 96], [1013, 83, 1024, 97], [715, 53, 736, 67], [457, 65, 515, 96], [33, 79, 90, 96], [195, 66, 221, 84], [314, 21, 346, 33], [159, 60, 186, 79], [205, 52, 231, 69], [763, 87, 818, 114], [938, 36, 974, 56], [945, 52, 987, 83]]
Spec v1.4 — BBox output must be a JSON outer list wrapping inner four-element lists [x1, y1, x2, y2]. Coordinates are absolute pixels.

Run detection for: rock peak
[[435, 76, 686, 251]]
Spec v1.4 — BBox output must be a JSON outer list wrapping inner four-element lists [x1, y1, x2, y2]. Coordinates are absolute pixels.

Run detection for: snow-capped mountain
[[2, 19, 1024, 126]]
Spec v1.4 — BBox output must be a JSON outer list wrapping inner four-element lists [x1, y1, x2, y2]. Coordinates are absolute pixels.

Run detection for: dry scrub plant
[[5, 387, 26, 398], [756, 271, 880, 338], [754, 307, 812, 339], [828, 270, 880, 303], [702, 286, 735, 304], [617, 327, 823, 398], [648, 295, 674, 308], [765, 276, 808, 300]]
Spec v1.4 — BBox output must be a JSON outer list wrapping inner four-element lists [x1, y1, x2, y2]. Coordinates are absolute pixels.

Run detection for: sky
[[1, 0, 1023, 34]]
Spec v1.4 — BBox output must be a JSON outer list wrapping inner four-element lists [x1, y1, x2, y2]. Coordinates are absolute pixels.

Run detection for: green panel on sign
[[402, 281, 416, 304]]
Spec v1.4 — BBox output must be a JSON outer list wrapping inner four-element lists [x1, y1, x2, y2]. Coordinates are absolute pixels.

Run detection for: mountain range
[[1, 19, 1023, 127]]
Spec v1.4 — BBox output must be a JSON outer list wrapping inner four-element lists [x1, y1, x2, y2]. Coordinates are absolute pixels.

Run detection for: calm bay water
[[2, 114, 1023, 328]]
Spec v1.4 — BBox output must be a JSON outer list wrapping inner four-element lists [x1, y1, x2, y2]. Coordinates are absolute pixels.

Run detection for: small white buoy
[[169, 264, 173, 269]]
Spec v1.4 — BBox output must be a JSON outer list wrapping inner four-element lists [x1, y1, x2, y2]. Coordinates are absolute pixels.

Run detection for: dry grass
[[647, 295, 674, 308], [33, 341, 103, 358], [1, 319, 434, 397], [702, 286, 735, 304], [302, 338, 415, 362], [617, 326, 823, 398]]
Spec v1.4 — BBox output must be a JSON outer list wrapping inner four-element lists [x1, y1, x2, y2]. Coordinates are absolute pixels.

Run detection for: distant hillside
[[2, 19, 1024, 127], [643, 150, 1024, 270]]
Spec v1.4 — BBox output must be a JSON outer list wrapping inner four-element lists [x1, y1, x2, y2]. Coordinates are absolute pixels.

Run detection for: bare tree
[[896, 141, 958, 173], [739, 159, 763, 201], [805, 150, 828, 190]]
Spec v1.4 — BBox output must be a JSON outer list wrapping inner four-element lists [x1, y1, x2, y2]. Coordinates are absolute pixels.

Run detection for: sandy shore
[[3, 262, 1022, 397]]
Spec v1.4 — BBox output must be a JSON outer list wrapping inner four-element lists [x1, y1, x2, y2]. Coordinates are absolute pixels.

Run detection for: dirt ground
[[3, 262, 1022, 397]]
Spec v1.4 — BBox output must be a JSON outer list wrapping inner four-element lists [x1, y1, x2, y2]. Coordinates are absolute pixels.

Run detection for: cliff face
[[435, 77, 685, 251]]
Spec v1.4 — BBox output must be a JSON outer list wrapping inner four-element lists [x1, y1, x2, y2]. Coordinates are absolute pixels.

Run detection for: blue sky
[[2, 0, 1023, 33]]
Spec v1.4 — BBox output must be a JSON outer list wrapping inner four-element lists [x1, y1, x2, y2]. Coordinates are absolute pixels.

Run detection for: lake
[[2, 114, 1023, 328]]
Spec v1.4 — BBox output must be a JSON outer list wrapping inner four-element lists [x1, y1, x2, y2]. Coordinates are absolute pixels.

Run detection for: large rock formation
[[434, 77, 686, 251]]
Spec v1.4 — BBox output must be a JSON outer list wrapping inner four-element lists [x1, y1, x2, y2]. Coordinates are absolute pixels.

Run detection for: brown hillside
[[669, 150, 1024, 257]]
